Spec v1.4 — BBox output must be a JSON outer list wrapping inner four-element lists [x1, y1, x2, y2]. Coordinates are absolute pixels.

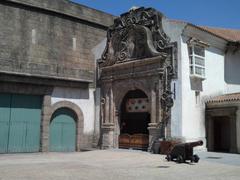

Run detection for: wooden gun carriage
[[166, 140, 203, 163]]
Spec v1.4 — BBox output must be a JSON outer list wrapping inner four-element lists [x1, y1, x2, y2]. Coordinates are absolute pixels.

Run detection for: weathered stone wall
[[7, 0, 114, 27], [0, 0, 114, 83]]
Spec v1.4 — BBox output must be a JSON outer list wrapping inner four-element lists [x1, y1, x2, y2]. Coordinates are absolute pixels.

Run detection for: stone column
[[40, 94, 52, 152], [105, 93, 110, 124], [113, 109, 120, 148], [92, 88, 101, 148], [150, 89, 156, 124], [156, 80, 163, 123], [101, 123, 115, 149], [148, 81, 163, 151], [148, 123, 161, 151], [101, 85, 115, 149]]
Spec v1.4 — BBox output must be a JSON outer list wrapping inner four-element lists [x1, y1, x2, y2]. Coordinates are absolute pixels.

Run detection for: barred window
[[188, 45, 205, 79]]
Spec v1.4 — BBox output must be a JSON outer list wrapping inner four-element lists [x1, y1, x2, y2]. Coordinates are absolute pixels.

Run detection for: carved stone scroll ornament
[[99, 7, 170, 67], [161, 65, 174, 127], [100, 97, 106, 123]]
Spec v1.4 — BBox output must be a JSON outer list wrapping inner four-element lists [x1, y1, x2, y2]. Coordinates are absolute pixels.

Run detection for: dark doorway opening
[[212, 116, 231, 152], [119, 90, 150, 150]]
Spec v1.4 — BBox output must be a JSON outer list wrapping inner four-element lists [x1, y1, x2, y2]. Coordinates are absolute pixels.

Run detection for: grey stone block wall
[[0, 0, 114, 83], [7, 0, 115, 27]]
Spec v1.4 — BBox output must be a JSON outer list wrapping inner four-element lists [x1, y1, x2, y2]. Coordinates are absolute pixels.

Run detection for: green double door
[[49, 108, 76, 152], [0, 93, 42, 153]]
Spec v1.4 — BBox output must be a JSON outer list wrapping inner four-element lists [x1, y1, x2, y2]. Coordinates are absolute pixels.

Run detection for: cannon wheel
[[176, 155, 184, 163], [166, 155, 171, 161], [192, 154, 200, 163]]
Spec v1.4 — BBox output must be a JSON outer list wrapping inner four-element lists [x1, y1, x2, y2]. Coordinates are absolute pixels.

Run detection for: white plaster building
[[162, 18, 240, 153]]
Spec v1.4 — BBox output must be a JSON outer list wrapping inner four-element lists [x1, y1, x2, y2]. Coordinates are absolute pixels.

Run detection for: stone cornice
[[0, 72, 91, 88], [100, 56, 165, 81]]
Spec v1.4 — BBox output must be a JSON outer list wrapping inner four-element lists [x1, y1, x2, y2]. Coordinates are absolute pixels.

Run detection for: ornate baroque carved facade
[[98, 7, 177, 149]]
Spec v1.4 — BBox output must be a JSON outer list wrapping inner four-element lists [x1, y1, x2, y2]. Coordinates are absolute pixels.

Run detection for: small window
[[188, 45, 205, 79]]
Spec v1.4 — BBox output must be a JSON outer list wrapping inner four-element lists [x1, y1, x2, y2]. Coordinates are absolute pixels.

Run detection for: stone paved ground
[[0, 149, 239, 180]]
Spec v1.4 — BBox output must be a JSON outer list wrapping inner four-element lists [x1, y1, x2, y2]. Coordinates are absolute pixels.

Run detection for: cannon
[[165, 140, 203, 163]]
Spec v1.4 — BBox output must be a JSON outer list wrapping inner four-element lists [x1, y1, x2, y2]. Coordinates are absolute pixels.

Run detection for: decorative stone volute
[[99, 7, 170, 67]]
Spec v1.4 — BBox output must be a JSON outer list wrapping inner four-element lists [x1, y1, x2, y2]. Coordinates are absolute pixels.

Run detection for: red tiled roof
[[200, 26, 240, 42], [207, 93, 240, 103], [169, 19, 240, 42]]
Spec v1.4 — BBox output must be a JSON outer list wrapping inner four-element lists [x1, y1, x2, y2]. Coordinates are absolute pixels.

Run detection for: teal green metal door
[[50, 108, 76, 152], [0, 93, 42, 153], [0, 94, 11, 153]]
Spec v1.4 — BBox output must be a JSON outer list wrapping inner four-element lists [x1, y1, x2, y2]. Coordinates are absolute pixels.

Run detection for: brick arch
[[50, 101, 84, 151]]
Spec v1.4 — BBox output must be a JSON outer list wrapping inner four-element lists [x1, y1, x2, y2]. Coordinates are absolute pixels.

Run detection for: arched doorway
[[119, 89, 150, 150], [49, 108, 76, 152]]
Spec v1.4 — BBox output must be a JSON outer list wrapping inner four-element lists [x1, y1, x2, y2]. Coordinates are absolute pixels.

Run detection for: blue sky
[[71, 0, 240, 29]]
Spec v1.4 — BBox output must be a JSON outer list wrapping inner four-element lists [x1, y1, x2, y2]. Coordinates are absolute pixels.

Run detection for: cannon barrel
[[185, 140, 203, 148], [166, 140, 203, 163]]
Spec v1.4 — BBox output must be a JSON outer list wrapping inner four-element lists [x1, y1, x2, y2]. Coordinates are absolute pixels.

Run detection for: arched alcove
[[119, 89, 150, 150]]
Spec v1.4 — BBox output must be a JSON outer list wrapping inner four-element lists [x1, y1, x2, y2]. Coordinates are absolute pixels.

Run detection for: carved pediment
[[99, 7, 170, 67]]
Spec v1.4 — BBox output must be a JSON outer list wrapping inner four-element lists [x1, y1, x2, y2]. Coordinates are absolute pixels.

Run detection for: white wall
[[180, 37, 226, 143], [180, 38, 204, 141], [225, 50, 240, 93], [163, 19, 186, 138], [203, 47, 225, 96]]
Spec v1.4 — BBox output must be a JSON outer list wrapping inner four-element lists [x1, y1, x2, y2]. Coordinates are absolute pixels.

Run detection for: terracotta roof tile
[[200, 26, 240, 42], [168, 19, 240, 42], [207, 93, 240, 103]]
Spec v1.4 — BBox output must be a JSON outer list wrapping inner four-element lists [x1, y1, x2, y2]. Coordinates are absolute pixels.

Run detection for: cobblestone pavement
[[0, 149, 239, 180]]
